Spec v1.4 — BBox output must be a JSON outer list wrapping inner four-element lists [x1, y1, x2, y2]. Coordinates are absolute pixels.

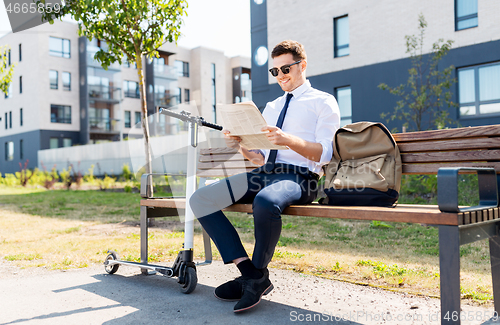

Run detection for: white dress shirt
[[262, 80, 340, 175]]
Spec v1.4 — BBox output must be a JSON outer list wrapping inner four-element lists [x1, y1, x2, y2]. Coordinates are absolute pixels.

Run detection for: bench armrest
[[437, 167, 498, 213]]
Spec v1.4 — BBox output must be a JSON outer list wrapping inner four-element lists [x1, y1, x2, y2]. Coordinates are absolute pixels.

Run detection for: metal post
[[439, 226, 461, 325], [140, 205, 149, 274], [184, 121, 197, 250], [490, 235, 500, 313]]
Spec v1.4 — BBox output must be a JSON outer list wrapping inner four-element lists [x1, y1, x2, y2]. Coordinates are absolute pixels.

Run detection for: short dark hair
[[271, 40, 307, 61]]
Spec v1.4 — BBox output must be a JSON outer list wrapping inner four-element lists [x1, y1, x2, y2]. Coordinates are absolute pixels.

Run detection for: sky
[[0, 0, 252, 58]]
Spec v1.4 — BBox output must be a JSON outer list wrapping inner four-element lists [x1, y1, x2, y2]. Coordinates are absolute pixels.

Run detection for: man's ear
[[300, 60, 307, 72]]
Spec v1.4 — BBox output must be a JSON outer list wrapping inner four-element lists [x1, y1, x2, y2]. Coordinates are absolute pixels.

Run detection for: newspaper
[[218, 101, 288, 150]]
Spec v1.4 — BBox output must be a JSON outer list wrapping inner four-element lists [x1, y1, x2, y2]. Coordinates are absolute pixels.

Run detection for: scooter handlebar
[[158, 107, 191, 122], [201, 120, 223, 131], [158, 107, 223, 131]]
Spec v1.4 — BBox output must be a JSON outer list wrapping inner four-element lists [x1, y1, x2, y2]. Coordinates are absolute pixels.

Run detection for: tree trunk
[[136, 54, 153, 180]]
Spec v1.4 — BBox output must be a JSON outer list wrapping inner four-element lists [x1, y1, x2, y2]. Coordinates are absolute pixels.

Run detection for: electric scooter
[[103, 107, 222, 294]]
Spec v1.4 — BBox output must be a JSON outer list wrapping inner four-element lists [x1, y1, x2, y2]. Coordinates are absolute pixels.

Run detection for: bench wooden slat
[[402, 162, 500, 174], [393, 124, 500, 142], [199, 153, 246, 162], [200, 148, 239, 155], [196, 168, 255, 178], [397, 137, 500, 153], [197, 161, 258, 170], [141, 198, 462, 226], [402, 149, 500, 163]]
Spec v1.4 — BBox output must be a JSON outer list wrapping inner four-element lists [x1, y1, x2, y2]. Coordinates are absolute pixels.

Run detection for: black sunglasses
[[269, 60, 302, 77]]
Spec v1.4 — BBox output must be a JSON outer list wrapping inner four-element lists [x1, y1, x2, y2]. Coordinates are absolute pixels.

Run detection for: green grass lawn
[[0, 176, 493, 305], [0, 187, 142, 222]]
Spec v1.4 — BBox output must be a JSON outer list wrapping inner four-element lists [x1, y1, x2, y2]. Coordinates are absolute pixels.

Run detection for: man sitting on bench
[[190, 40, 340, 312]]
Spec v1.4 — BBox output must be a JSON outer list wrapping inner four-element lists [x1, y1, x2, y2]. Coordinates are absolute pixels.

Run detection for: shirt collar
[[286, 79, 311, 99]]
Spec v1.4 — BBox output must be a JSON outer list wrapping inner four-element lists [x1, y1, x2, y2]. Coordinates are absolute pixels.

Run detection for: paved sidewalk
[[0, 261, 499, 325]]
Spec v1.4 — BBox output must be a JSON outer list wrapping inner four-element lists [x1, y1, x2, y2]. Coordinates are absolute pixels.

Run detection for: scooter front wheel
[[179, 266, 197, 294]]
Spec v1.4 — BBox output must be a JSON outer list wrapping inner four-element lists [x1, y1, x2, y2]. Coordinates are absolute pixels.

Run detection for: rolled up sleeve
[[315, 96, 340, 167]]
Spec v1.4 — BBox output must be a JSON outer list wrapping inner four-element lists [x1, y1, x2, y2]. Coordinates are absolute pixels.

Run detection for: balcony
[[87, 50, 122, 70], [89, 85, 122, 103], [241, 78, 252, 92], [155, 95, 180, 108], [89, 117, 120, 134], [153, 64, 178, 80]]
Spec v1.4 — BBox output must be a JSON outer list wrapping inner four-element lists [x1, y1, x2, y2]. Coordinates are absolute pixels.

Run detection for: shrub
[[3, 173, 19, 186], [16, 160, 34, 187], [40, 162, 59, 189], [60, 167, 73, 190], [96, 175, 116, 191], [83, 165, 96, 185], [70, 163, 83, 188], [122, 163, 133, 181]]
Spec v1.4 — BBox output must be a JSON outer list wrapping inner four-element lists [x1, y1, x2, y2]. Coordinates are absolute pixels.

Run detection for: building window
[[49, 138, 59, 149], [19, 76, 22, 94], [62, 72, 71, 91], [49, 70, 58, 89], [124, 111, 131, 128], [153, 57, 166, 73], [4, 112, 7, 129], [50, 104, 72, 124], [175, 60, 189, 77], [123, 80, 140, 98], [124, 59, 137, 69], [63, 138, 72, 147], [19, 43, 21, 62], [178, 87, 182, 104], [49, 37, 71, 58], [5, 84, 12, 98], [135, 111, 141, 125], [9, 111, 12, 129], [8, 49, 11, 66], [5, 141, 13, 161], [335, 86, 352, 126], [185, 89, 190, 103], [211, 63, 216, 122], [455, 0, 478, 31], [458, 62, 500, 117], [20, 108, 23, 126], [334, 15, 349, 57], [20, 139, 23, 160]]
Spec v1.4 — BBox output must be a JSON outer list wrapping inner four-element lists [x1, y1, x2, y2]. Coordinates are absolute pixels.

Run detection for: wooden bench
[[140, 124, 500, 325]]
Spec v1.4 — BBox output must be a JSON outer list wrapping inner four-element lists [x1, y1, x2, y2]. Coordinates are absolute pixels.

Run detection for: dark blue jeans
[[190, 164, 318, 269]]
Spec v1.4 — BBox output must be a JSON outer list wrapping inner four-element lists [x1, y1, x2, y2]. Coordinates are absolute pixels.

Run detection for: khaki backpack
[[320, 122, 402, 207]]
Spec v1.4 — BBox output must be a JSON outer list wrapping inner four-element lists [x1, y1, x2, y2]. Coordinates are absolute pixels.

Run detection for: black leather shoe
[[214, 268, 270, 302], [233, 271, 273, 312], [214, 276, 245, 301]]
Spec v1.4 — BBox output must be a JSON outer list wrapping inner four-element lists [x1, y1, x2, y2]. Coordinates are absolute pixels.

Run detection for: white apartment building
[[0, 20, 251, 174]]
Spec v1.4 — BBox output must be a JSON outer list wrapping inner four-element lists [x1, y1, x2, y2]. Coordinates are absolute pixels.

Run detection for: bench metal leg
[[490, 235, 500, 313], [140, 205, 149, 274], [439, 226, 461, 325]]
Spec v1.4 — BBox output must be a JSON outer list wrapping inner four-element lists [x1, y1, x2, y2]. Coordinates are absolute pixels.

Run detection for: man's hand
[[223, 130, 242, 149], [262, 125, 323, 162], [223, 130, 265, 166], [261, 126, 290, 146]]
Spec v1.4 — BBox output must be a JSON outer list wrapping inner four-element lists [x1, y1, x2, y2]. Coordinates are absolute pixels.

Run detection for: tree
[[39, 0, 188, 176], [378, 14, 458, 132], [0, 45, 15, 95]]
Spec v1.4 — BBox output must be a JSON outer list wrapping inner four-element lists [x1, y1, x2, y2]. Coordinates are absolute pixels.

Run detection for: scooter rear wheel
[[104, 251, 119, 274]]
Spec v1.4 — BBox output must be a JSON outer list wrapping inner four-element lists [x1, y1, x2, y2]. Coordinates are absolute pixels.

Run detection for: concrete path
[[1, 261, 499, 325]]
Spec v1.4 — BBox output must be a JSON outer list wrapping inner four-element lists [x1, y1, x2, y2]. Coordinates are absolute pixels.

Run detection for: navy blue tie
[[264, 93, 293, 172]]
